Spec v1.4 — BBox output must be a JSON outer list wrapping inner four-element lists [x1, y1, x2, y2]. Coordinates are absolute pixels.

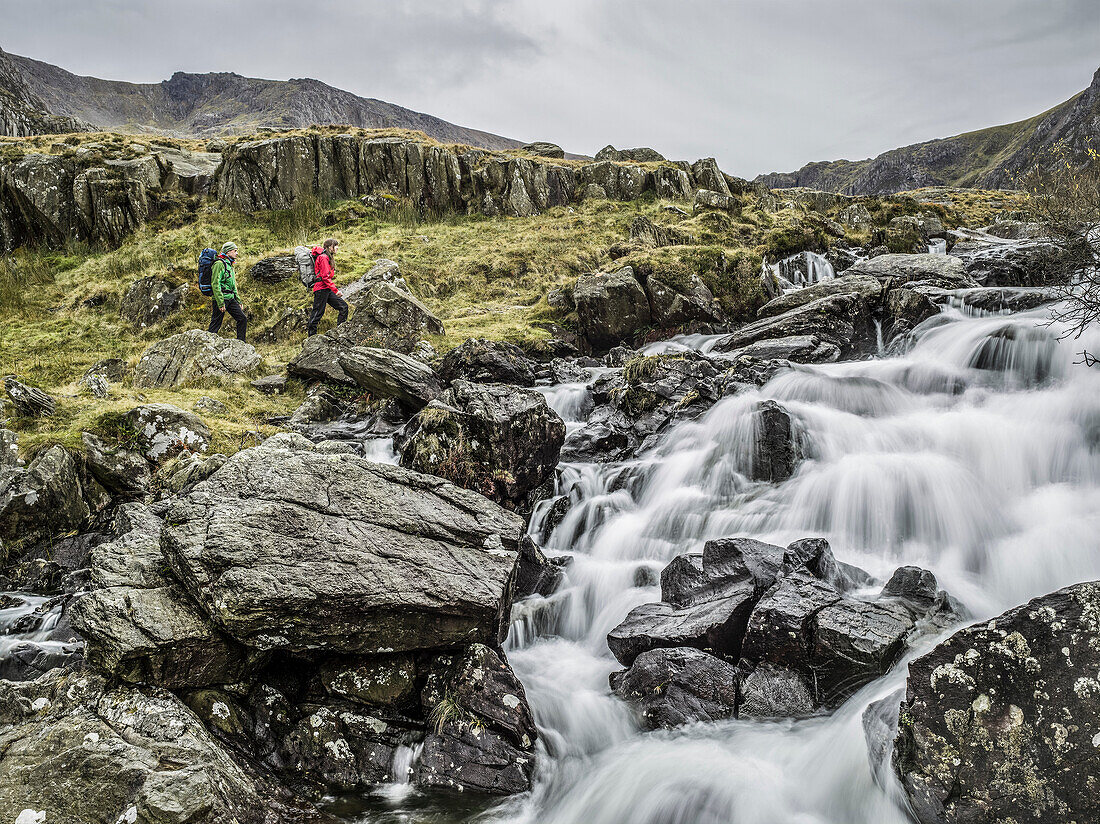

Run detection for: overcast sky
[[2, 0, 1098, 177]]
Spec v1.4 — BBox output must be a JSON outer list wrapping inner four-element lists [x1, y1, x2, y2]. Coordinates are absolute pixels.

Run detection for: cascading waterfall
[[485, 300, 1100, 824], [927, 239, 947, 254]]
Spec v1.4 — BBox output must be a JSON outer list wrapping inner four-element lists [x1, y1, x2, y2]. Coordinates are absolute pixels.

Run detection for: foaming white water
[[493, 301, 1100, 824]]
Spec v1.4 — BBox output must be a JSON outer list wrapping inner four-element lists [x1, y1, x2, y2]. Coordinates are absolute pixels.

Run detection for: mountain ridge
[[756, 65, 1100, 195], [0, 46, 525, 150]]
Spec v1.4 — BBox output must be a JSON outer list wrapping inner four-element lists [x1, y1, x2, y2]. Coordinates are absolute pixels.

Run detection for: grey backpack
[[294, 246, 318, 289]]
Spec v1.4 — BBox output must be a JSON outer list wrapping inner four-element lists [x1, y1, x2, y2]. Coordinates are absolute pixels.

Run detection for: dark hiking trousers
[[307, 290, 349, 336], [209, 297, 247, 341]]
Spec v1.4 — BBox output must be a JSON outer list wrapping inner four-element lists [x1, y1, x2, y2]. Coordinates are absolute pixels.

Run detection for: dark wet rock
[[248, 254, 298, 283], [133, 329, 261, 388], [514, 536, 565, 599], [747, 399, 803, 482], [882, 285, 939, 343], [949, 286, 1061, 315], [417, 644, 538, 794], [737, 663, 816, 719], [121, 403, 211, 465], [714, 292, 877, 357], [398, 380, 565, 510], [756, 275, 883, 320], [3, 376, 55, 417], [609, 646, 740, 729], [967, 323, 1060, 385], [863, 689, 904, 790], [119, 276, 188, 329], [437, 338, 538, 387], [287, 333, 356, 384], [319, 653, 417, 707], [251, 374, 288, 395], [0, 670, 320, 824], [0, 639, 82, 681], [336, 345, 442, 411], [893, 582, 1100, 824], [646, 271, 725, 329], [723, 355, 794, 388], [561, 351, 724, 462], [163, 434, 524, 653], [80, 431, 150, 497], [0, 445, 88, 559], [574, 266, 652, 352]]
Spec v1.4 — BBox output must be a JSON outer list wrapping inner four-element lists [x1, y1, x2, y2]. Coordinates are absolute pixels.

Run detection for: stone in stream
[[891, 582, 1100, 824], [398, 380, 565, 510], [747, 399, 804, 482], [609, 646, 740, 730]]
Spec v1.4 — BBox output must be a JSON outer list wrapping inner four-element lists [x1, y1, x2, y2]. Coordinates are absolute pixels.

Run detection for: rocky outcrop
[[119, 276, 188, 329], [332, 273, 443, 354], [0, 670, 319, 824], [437, 338, 538, 387], [0, 46, 89, 137], [80, 432, 150, 497], [0, 445, 88, 559], [608, 537, 963, 723], [133, 329, 261, 387], [574, 266, 652, 351], [846, 254, 977, 290], [121, 403, 211, 464], [399, 380, 566, 510], [890, 582, 1100, 824], [561, 351, 724, 462], [948, 233, 1060, 287]]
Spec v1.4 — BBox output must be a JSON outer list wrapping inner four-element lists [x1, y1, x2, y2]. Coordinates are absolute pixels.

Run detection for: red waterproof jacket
[[311, 247, 338, 293]]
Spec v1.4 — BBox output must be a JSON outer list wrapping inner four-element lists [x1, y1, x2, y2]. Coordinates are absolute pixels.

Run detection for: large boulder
[[121, 403, 211, 465], [437, 338, 538, 387], [713, 291, 877, 357], [161, 435, 525, 653], [3, 377, 54, 417], [332, 262, 444, 353], [133, 329, 261, 388], [399, 380, 566, 510], [0, 670, 316, 824], [119, 276, 188, 330], [335, 345, 442, 411], [949, 235, 1059, 287], [80, 432, 150, 497], [746, 399, 804, 482], [574, 266, 652, 352], [847, 253, 977, 290], [247, 254, 298, 284], [892, 582, 1100, 824], [0, 445, 88, 559]]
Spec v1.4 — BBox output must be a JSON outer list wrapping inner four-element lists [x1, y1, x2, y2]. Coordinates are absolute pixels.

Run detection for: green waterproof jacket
[[211, 256, 238, 308]]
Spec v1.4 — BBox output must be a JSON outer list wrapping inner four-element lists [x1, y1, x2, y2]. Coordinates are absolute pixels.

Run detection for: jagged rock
[[757, 275, 883, 320], [0, 445, 88, 558], [248, 254, 298, 283], [119, 276, 188, 329], [154, 452, 227, 496], [287, 333, 354, 384], [0, 670, 315, 824], [514, 536, 565, 599], [332, 278, 444, 353], [437, 338, 538, 387], [339, 258, 409, 302], [84, 357, 129, 383], [610, 646, 740, 729], [561, 351, 723, 462], [647, 271, 724, 329], [336, 345, 442, 411], [80, 432, 150, 497], [581, 183, 608, 200], [251, 374, 287, 395], [416, 644, 537, 794], [694, 189, 736, 212], [882, 285, 939, 342], [399, 380, 565, 510], [0, 428, 19, 468], [521, 141, 565, 158], [847, 253, 978, 290], [77, 372, 109, 398], [893, 582, 1100, 824], [162, 435, 524, 653], [133, 329, 261, 388], [713, 292, 877, 357], [947, 286, 1061, 314], [747, 399, 803, 482], [596, 145, 665, 162], [121, 403, 211, 464], [90, 503, 172, 589], [3, 377, 55, 417], [574, 266, 652, 352], [949, 236, 1059, 287], [692, 158, 731, 197]]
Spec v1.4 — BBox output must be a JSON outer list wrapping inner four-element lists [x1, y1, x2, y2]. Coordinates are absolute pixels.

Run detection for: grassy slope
[[0, 139, 1030, 459]]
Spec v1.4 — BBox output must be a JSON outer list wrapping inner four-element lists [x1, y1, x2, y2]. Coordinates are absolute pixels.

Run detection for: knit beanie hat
[[221, 242, 238, 254]]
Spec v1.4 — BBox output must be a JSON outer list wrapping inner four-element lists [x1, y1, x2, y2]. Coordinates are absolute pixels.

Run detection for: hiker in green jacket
[[207, 241, 247, 341]]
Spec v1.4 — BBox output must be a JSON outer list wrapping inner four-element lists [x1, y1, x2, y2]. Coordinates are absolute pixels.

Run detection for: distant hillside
[[0, 46, 523, 150], [757, 65, 1100, 195], [0, 48, 88, 136]]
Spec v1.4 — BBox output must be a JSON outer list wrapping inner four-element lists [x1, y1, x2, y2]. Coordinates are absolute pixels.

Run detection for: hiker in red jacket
[[306, 238, 350, 336]]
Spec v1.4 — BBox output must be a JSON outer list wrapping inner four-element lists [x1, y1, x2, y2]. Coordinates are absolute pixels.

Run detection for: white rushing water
[[483, 301, 1100, 824]]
